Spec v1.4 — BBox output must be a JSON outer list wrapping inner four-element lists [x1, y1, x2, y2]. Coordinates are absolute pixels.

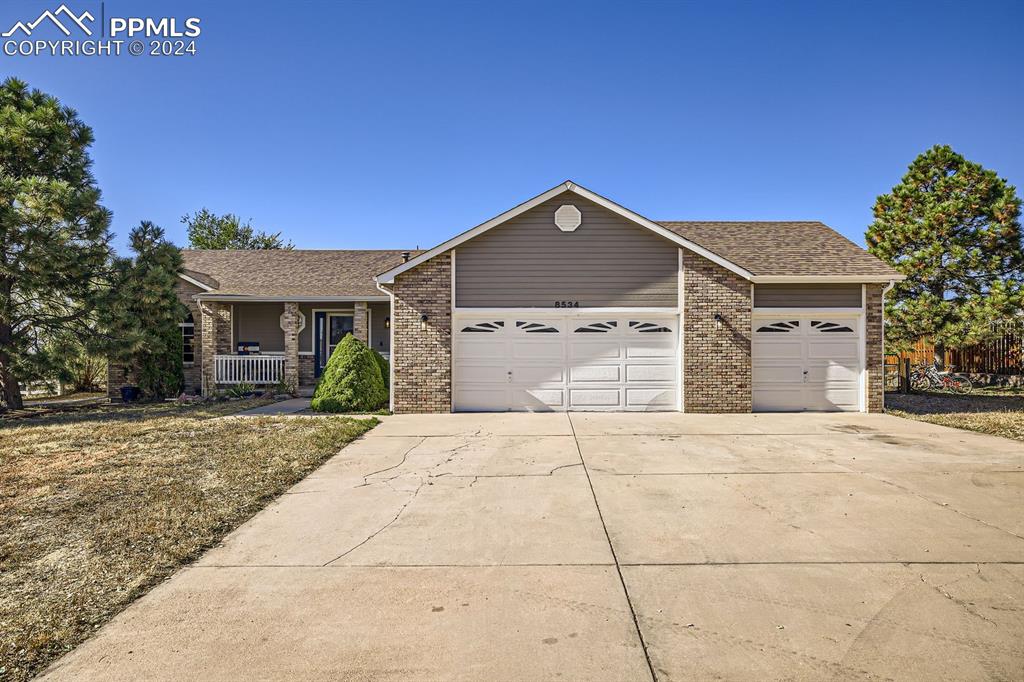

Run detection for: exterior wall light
[[384, 316, 390, 329], [714, 313, 724, 330], [420, 314, 428, 331]]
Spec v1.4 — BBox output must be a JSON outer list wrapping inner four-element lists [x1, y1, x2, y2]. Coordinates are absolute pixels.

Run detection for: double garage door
[[752, 313, 863, 412], [453, 314, 678, 412]]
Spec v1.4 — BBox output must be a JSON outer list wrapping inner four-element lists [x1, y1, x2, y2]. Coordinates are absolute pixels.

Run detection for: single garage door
[[454, 314, 678, 412], [752, 314, 863, 412]]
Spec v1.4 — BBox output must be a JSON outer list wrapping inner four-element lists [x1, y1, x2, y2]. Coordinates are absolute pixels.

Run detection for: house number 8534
[[554, 301, 580, 308]]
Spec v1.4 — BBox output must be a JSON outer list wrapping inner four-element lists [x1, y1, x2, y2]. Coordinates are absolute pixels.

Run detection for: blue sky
[[4, 0, 1022, 254]]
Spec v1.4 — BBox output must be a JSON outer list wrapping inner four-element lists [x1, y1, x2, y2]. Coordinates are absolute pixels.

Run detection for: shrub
[[370, 349, 389, 388], [311, 335, 387, 412]]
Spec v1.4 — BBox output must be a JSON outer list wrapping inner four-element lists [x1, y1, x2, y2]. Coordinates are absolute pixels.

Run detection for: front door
[[314, 312, 354, 377]]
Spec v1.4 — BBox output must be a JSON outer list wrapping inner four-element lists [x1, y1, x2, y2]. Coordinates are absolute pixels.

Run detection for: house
[[109, 181, 902, 413]]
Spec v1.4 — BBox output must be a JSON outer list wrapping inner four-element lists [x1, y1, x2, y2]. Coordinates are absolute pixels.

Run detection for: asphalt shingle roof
[[181, 221, 897, 298], [181, 249, 418, 297], [656, 221, 898, 278]]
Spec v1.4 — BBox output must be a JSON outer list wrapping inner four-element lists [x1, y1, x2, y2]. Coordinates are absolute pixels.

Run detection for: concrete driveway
[[44, 413, 1024, 681]]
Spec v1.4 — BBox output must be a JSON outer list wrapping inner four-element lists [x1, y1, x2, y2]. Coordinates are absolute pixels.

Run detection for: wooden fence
[[891, 333, 1022, 375]]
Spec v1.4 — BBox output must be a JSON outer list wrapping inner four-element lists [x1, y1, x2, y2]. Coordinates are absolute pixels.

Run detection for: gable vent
[[554, 204, 582, 232]]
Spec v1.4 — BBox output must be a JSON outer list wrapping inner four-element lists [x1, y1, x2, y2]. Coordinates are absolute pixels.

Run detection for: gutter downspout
[[375, 278, 395, 414]]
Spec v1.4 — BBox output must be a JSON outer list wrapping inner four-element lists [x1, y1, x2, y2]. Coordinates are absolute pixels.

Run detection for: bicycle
[[909, 363, 973, 393]]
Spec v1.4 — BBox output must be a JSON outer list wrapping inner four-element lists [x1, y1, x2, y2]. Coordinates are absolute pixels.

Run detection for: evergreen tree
[[310, 335, 387, 413], [0, 78, 112, 409], [103, 222, 185, 399], [183, 208, 293, 250], [867, 145, 1024, 366]]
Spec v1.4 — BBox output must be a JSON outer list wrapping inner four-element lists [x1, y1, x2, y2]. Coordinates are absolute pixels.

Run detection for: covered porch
[[196, 298, 391, 395]]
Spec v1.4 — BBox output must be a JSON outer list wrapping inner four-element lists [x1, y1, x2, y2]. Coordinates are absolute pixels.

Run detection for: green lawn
[[0, 400, 377, 681]]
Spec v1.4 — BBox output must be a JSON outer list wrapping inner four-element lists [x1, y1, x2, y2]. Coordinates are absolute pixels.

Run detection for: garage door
[[752, 315, 862, 412], [454, 315, 678, 412]]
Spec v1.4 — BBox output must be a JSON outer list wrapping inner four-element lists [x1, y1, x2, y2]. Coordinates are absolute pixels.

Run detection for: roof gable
[[375, 181, 756, 283]]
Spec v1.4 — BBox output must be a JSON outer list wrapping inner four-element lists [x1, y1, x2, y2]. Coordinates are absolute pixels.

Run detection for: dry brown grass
[[0, 401, 377, 681], [886, 390, 1024, 441]]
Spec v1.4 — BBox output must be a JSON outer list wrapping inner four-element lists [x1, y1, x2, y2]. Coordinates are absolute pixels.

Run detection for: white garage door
[[454, 315, 678, 412], [752, 315, 863, 412]]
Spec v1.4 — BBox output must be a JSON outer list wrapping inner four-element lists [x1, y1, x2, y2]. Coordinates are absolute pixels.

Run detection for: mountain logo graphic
[[3, 4, 94, 37]]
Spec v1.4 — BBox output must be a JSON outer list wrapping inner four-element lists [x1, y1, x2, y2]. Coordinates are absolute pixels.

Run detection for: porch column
[[200, 302, 232, 396], [353, 301, 368, 344], [282, 302, 300, 392]]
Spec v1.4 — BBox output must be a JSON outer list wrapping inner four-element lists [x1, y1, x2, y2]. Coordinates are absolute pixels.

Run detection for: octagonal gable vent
[[554, 204, 582, 232]]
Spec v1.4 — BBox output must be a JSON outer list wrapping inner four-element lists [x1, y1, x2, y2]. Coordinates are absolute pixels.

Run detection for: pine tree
[[867, 145, 1024, 366], [0, 78, 113, 409], [103, 222, 186, 399]]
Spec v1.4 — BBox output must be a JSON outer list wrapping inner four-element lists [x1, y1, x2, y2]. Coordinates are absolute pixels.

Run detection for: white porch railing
[[214, 355, 285, 385]]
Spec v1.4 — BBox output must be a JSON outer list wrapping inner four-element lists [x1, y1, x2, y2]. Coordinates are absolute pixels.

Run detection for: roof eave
[[751, 274, 906, 283], [193, 294, 390, 302]]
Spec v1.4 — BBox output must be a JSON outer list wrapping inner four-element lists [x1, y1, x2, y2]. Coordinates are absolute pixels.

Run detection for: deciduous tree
[[182, 208, 293, 250], [867, 145, 1024, 366]]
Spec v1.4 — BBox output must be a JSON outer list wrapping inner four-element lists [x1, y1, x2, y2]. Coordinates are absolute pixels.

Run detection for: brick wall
[[682, 251, 752, 413], [299, 354, 315, 387], [353, 301, 368, 343], [200, 301, 232, 396], [865, 284, 885, 413], [390, 254, 451, 413]]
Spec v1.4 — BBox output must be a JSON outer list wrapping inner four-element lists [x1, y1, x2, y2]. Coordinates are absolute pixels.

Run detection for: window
[[516, 321, 559, 333], [180, 313, 195, 364], [460, 321, 503, 333], [629, 321, 673, 333], [811, 320, 854, 333], [756, 320, 799, 333], [574, 321, 616, 333]]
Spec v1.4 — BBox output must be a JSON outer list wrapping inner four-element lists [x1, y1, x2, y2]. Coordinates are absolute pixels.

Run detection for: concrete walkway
[[42, 412, 1024, 680]]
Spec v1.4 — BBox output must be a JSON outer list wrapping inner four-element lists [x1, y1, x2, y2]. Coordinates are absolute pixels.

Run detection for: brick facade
[[353, 301, 368, 343], [865, 284, 885, 413], [389, 254, 451, 413], [682, 251, 752, 413], [200, 301, 232, 396], [282, 302, 300, 391], [299, 355, 315, 387]]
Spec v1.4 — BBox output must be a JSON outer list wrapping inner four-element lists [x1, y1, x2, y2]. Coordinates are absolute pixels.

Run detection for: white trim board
[[178, 273, 214, 291], [453, 307, 679, 317], [752, 275, 904, 284], [376, 181, 756, 284], [195, 295, 389, 303]]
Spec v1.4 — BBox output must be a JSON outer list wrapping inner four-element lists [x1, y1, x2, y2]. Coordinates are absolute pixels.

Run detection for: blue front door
[[314, 312, 354, 377]]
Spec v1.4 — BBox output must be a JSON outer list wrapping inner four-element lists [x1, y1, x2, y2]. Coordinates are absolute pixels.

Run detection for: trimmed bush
[[370, 349, 389, 388], [310, 335, 387, 413]]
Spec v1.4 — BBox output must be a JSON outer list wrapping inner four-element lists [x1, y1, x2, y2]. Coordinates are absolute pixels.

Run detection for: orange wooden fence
[[891, 333, 1023, 374]]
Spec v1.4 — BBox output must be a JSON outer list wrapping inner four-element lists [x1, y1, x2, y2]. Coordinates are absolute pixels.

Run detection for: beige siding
[[369, 301, 391, 353], [754, 284, 862, 308], [455, 192, 678, 308], [233, 303, 285, 352]]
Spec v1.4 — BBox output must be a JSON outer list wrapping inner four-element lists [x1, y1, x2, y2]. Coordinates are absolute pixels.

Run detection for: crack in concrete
[[919, 565, 997, 626], [568, 413, 658, 682], [323, 474, 427, 566]]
